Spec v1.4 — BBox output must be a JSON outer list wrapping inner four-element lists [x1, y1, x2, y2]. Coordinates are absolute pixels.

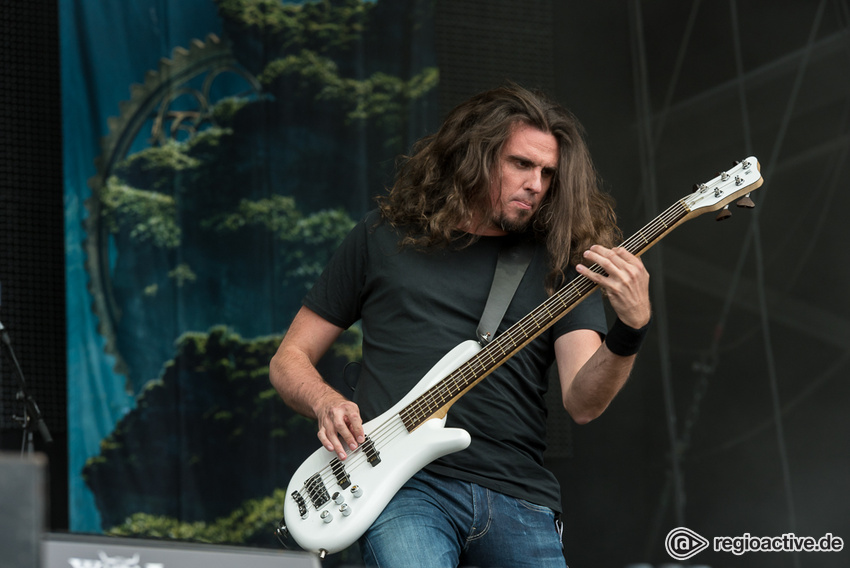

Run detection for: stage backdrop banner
[[61, 0, 437, 557]]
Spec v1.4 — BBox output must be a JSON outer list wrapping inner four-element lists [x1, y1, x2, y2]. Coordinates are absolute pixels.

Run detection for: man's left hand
[[576, 245, 651, 328]]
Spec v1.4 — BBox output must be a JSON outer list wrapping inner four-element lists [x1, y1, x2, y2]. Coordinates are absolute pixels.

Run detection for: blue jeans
[[359, 470, 567, 568]]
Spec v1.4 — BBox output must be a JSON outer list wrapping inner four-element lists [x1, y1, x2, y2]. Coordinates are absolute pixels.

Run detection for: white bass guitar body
[[282, 340, 480, 555]]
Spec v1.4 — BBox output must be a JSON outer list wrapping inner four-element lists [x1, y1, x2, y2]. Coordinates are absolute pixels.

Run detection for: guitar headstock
[[682, 157, 764, 220]]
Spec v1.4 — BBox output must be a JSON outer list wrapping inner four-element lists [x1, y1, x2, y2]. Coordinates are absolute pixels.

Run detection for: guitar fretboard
[[398, 199, 691, 431]]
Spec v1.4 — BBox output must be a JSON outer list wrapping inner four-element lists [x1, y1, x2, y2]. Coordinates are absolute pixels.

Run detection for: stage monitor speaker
[[0, 452, 48, 568], [42, 533, 322, 568]]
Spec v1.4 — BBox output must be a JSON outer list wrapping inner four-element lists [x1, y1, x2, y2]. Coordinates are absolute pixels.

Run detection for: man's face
[[486, 122, 558, 235]]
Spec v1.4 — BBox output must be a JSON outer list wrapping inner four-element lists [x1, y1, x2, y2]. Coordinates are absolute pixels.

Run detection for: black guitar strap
[[476, 238, 535, 346]]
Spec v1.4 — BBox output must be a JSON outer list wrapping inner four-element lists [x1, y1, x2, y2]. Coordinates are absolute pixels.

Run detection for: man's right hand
[[315, 395, 366, 460], [270, 306, 364, 459]]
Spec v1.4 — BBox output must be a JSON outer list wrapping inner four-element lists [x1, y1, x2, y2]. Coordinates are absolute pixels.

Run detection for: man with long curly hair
[[271, 84, 651, 567]]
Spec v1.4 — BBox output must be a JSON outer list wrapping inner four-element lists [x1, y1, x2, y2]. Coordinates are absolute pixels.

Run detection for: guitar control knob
[[333, 492, 345, 505], [321, 510, 333, 524], [351, 485, 363, 498], [340, 503, 352, 517]]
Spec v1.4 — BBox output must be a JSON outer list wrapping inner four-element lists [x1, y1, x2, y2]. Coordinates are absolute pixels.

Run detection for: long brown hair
[[378, 83, 620, 293]]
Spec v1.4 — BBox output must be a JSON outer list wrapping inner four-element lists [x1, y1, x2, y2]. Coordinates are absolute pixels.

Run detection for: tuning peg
[[736, 193, 755, 208], [716, 205, 732, 221]]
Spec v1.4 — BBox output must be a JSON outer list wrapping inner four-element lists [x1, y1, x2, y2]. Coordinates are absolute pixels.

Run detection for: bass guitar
[[279, 157, 764, 557]]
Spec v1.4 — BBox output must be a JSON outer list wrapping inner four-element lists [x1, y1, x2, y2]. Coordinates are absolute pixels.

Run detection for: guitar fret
[[490, 341, 507, 358]]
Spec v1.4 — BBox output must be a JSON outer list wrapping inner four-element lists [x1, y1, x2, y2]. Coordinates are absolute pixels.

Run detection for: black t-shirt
[[303, 210, 608, 512]]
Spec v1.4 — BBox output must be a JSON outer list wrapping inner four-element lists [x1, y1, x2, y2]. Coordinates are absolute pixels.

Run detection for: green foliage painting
[[78, 0, 437, 560]]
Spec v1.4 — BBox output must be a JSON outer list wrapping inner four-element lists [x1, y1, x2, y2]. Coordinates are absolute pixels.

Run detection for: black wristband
[[604, 316, 651, 357]]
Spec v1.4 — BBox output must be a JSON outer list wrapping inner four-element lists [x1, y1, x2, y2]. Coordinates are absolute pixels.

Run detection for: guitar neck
[[398, 200, 692, 432]]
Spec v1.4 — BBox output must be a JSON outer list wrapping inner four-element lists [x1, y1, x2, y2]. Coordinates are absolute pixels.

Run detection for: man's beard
[[495, 208, 534, 233]]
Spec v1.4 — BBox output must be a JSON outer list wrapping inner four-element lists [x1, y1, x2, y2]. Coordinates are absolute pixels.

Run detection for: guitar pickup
[[330, 457, 351, 489], [305, 473, 330, 509], [362, 435, 381, 467]]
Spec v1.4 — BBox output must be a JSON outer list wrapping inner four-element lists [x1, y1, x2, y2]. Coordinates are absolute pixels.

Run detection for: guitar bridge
[[290, 491, 308, 519], [305, 473, 330, 509], [362, 435, 381, 466], [330, 457, 351, 489]]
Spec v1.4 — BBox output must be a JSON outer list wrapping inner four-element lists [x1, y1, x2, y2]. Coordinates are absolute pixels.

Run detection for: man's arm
[[270, 306, 365, 460], [556, 245, 651, 424], [555, 330, 640, 424]]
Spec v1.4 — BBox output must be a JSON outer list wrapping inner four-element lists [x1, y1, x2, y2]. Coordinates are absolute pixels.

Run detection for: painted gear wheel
[[84, 33, 261, 382]]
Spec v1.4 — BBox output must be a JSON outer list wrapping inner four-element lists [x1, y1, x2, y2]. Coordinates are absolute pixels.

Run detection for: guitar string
[[298, 423, 414, 512], [297, 415, 410, 506], [394, 201, 690, 436], [398, 200, 691, 425]]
